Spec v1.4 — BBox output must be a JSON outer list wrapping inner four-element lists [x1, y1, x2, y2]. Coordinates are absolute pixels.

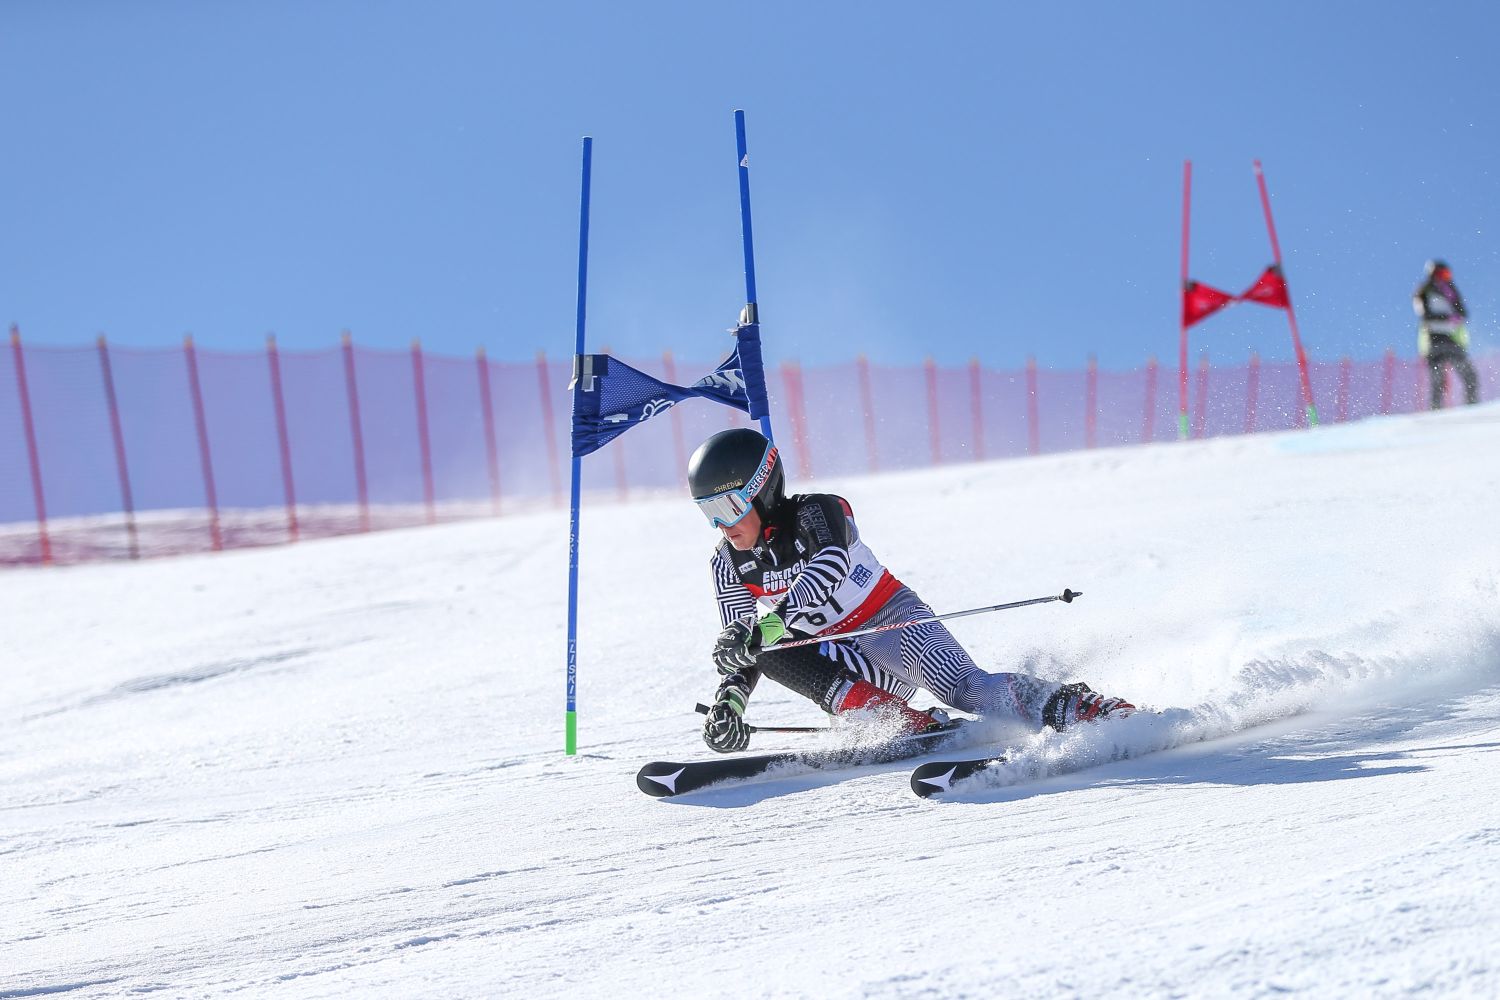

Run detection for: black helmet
[[687, 428, 786, 524]]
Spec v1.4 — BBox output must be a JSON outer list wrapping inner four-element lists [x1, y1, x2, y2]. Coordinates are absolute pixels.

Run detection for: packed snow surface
[[4, 405, 1500, 998]]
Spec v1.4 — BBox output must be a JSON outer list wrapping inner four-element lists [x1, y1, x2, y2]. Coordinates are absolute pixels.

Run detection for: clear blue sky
[[3, 0, 1496, 371]]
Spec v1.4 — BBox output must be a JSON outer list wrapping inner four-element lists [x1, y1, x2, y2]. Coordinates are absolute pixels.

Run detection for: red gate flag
[[1183, 264, 1289, 330], [1239, 264, 1290, 309], [1183, 280, 1236, 328]]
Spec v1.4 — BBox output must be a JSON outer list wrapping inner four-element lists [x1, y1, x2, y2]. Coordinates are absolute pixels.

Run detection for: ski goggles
[[693, 443, 778, 529]]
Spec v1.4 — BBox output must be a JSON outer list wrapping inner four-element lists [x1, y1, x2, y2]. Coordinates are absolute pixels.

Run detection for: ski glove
[[703, 673, 752, 753], [712, 620, 758, 674], [711, 611, 788, 675]]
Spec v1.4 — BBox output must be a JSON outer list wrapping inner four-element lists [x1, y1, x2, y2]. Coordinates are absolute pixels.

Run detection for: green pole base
[[1305, 404, 1320, 428], [1177, 413, 1190, 440], [565, 711, 577, 755]]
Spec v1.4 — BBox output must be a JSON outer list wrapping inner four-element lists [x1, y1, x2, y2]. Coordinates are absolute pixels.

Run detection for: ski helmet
[[1426, 258, 1451, 277], [687, 428, 786, 526]]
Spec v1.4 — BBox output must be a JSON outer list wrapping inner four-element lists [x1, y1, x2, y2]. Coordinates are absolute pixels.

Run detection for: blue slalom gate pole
[[565, 136, 592, 755], [734, 109, 775, 441]]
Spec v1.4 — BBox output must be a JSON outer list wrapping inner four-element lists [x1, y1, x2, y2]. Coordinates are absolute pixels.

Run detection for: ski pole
[[694, 703, 829, 734], [769, 588, 1083, 651]]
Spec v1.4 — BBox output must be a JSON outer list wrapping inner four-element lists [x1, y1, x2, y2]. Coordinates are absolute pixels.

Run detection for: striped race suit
[[710, 492, 1062, 726]]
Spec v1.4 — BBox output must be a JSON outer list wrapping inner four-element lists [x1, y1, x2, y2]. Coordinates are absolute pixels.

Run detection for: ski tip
[[910, 763, 959, 798], [910, 757, 1006, 798], [637, 763, 689, 798]]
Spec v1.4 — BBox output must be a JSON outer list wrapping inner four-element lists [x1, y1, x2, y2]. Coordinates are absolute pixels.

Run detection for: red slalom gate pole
[[266, 335, 299, 542], [411, 339, 436, 524], [341, 332, 371, 532], [968, 357, 985, 461], [477, 347, 502, 516], [97, 335, 139, 560], [183, 334, 222, 552], [857, 355, 879, 472], [1253, 160, 1318, 427], [10, 326, 52, 565], [1178, 159, 1193, 441], [924, 356, 941, 465]]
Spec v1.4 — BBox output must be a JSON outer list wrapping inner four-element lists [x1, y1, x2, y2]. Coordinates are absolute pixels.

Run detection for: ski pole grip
[[1061, 588, 1083, 603], [695, 703, 711, 716]]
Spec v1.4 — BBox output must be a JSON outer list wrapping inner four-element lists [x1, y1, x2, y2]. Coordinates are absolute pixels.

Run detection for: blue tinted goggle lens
[[695, 489, 753, 528]]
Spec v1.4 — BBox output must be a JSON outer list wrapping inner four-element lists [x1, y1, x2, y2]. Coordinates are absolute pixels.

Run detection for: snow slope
[[3, 404, 1499, 998]]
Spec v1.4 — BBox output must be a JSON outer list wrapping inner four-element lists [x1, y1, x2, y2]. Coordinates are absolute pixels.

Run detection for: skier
[[690, 427, 1134, 753], [1413, 259, 1480, 408]]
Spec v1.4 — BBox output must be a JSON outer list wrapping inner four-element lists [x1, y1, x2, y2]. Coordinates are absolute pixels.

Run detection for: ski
[[910, 710, 1174, 797], [637, 721, 969, 798], [909, 756, 1009, 797]]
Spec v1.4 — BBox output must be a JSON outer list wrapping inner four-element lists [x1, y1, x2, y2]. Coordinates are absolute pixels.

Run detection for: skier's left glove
[[703, 673, 752, 753]]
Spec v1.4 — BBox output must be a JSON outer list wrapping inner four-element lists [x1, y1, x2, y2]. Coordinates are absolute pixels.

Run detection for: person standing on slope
[[1413, 259, 1480, 408], [690, 427, 1134, 753]]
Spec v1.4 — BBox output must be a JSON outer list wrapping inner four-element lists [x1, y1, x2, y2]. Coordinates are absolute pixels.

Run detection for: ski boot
[[836, 680, 948, 735], [1042, 681, 1135, 730]]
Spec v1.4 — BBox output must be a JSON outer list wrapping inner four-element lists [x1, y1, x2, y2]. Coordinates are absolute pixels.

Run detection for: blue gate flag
[[570, 324, 769, 458], [734, 321, 770, 423]]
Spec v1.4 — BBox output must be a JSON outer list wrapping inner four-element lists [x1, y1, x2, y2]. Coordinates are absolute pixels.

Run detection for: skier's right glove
[[702, 673, 752, 753], [712, 620, 759, 674], [712, 610, 791, 675]]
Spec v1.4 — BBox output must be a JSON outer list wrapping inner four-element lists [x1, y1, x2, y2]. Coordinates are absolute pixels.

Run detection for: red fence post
[[183, 334, 222, 552], [1142, 356, 1158, 444], [1244, 352, 1261, 434], [1337, 357, 1352, 423], [783, 360, 813, 478], [924, 356, 941, 466], [662, 351, 688, 478], [476, 347, 502, 516], [266, 335, 299, 542], [1025, 356, 1040, 456], [536, 351, 563, 506], [1085, 354, 1098, 449], [1192, 353, 1209, 439], [341, 332, 371, 533], [97, 335, 139, 560], [857, 354, 880, 472], [9, 326, 52, 565], [968, 357, 985, 462], [411, 339, 436, 524], [1379, 348, 1395, 415]]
